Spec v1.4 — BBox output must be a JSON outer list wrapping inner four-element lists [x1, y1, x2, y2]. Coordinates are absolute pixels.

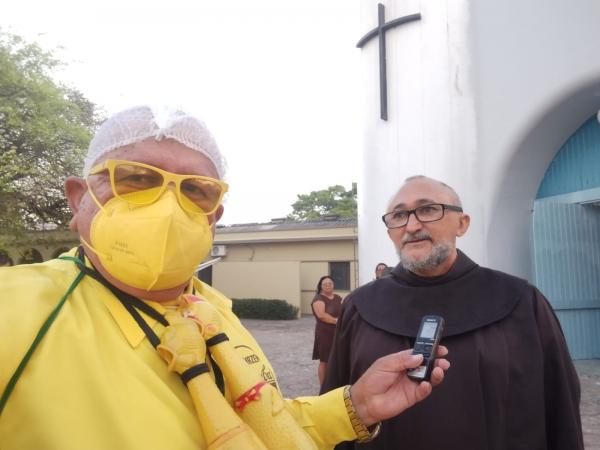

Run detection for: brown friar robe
[[321, 250, 584, 450]]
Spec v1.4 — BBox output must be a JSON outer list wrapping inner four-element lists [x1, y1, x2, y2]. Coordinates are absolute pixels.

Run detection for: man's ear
[[64, 177, 88, 231], [457, 213, 470, 237], [209, 205, 225, 233], [214, 204, 224, 223], [65, 177, 88, 214]]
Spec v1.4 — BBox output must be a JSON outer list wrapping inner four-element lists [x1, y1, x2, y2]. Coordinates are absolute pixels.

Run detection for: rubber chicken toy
[[158, 294, 318, 450], [158, 309, 268, 449]]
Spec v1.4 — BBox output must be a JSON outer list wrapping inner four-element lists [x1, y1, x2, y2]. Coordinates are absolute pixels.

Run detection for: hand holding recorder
[[349, 345, 450, 428]]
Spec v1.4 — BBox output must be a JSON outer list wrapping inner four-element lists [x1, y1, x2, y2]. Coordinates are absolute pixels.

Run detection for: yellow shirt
[[0, 249, 355, 449]]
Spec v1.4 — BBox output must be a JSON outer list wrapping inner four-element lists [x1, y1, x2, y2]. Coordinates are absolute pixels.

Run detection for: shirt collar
[[76, 249, 195, 348], [101, 281, 196, 348], [100, 294, 167, 348]]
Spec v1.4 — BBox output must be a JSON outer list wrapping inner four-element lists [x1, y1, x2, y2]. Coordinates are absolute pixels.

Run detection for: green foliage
[[232, 298, 299, 320], [0, 30, 101, 235], [288, 182, 357, 221]]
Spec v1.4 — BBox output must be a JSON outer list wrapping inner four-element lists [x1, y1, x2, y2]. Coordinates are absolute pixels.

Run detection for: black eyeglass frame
[[381, 203, 463, 229]]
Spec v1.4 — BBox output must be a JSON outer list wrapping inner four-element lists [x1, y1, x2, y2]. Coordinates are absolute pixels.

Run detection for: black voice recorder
[[407, 315, 445, 382]]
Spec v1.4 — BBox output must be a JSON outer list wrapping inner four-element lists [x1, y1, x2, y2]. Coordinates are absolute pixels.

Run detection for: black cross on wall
[[356, 4, 421, 121]]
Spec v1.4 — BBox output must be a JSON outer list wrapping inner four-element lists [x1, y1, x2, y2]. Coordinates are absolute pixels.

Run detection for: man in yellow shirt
[[0, 105, 449, 450]]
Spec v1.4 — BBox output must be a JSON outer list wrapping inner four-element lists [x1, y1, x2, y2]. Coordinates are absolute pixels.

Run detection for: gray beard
[[397, 241, 453, 273]]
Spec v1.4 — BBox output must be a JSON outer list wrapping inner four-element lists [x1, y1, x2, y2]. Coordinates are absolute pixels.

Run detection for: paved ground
[[242, 315, 600, 449]]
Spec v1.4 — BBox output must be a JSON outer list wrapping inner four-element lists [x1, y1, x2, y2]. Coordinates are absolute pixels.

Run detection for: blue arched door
[[533, 115, 600, 359]]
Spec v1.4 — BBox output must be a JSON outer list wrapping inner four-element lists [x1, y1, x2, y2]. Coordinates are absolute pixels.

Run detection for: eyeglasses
[[381, 203, 463, 229], [88, 159, 228, 215]]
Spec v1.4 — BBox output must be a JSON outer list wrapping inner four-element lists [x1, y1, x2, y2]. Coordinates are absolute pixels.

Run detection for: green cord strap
[[0, 257, 85, 416], [58, 255, 85, 265]]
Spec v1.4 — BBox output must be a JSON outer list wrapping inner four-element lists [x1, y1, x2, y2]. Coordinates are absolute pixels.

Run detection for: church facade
[[357, 0, 600, 358]]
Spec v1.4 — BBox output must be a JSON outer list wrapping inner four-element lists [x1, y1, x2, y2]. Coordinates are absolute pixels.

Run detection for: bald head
[[387, 176, 462, 212]]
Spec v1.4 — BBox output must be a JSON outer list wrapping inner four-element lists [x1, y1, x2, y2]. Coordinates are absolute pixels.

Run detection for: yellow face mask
[[82, 189, 213, 291]]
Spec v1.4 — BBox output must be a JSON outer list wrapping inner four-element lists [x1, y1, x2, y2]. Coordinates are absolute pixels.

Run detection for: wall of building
[[359, 0, 600, 283], [214, 260, 301, 307], [0, 230, 79, 265], [472, 0, 600, 279], [212, 238, 358, 314], [216, 239, 354, 262]]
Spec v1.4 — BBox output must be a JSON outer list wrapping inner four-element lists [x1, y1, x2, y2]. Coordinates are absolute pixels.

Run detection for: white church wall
[[360, 0, 600, 283], [472, 0, 600, 279], [358, 0, 478, 283]]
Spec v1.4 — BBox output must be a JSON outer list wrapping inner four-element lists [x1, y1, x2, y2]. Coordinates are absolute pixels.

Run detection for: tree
[[288, 183, 357, 221], [0, 30, 101, 240]]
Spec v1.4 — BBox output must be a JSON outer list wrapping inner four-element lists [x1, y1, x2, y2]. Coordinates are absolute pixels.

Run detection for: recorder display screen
[[421, 322, 438, 339]]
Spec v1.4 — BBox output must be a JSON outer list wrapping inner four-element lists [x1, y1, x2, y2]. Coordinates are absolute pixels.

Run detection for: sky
[[2, 0, 362, 225]]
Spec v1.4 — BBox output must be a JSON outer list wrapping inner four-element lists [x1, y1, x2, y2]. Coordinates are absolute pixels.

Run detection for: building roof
[[216, 216, 357, 234]]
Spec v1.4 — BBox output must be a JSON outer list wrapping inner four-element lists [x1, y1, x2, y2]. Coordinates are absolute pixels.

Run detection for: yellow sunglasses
[[88, 159, 228, 215]]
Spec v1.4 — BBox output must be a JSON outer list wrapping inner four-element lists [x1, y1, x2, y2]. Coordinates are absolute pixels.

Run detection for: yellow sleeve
[[284, 387, 357, 450]]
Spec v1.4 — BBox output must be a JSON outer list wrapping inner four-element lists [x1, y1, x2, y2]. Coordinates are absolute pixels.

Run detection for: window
[[329, 261, 350, 290], [197, 266, 213, 286]]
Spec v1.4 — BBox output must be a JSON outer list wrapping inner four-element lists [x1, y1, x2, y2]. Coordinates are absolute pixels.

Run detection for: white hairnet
[[83, 105, 226, 178]]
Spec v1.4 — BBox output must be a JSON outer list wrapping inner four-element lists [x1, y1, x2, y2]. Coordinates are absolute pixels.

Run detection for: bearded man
[[322, 175, 584, 450], [0, 108, 449, 450]]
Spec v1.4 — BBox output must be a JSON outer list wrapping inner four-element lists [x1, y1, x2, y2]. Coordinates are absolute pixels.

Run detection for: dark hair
[[375, 262, 388, 271], [316, 275, 334, 294]]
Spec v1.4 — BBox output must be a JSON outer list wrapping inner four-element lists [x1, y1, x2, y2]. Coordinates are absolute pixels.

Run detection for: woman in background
[[375, 262, 389, 279], [311, 275, 343, 386]]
